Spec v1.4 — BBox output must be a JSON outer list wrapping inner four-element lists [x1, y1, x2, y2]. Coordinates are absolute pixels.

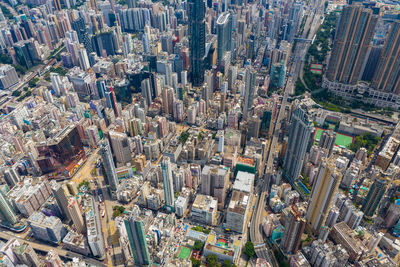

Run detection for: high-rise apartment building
[[326, 3, 379, 84], [188, 0, 206, 86], [306, 158, 342, 234], [361, 178, 387, 217], [200, 165, 229, 209], [371, 21, 400, 94], [281, 205, 306, 254], [161, 157, 175, 211], [109, 131, 131, 165], [283, 103, 314, 185], [124, 216, 151, 265], [100, 139, 119, 192]]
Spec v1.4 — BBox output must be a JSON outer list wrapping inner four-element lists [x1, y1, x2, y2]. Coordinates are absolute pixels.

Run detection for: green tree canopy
[[207, 254, 218, 267], [243, 241, 255, 260]]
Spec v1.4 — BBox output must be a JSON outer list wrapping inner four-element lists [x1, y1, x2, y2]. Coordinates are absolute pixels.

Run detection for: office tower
[[100, 139, 119, 192], [124, 216, 150, 265], [51, 182, 71, 221], [13, 243, 41, 267], [127, 0, 136, 8], [217, 12, 232, 64], [3, 167, 20, 189], [68, 199, 85, 234], [361, 178, 387, 217], [161, 157, 175, 211], [188, 0, 206, 86], [306, 158, 342, 234], [109, 131, 131, 164], [319, 130, 336, 156], [0, 190, 18, 226], [283, 103, 314, 185], [141, 78, 152, 107], [371, 21, 400, 94], [281, 205, 306, 254], [326, 3, 379, 84], [85, 196, 105, 259], [228, 66, 237, 91]]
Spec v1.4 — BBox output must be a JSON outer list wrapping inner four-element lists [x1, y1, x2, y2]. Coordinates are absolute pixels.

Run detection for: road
[[249, 0, 326, 263], [0, 231, 106, 266]]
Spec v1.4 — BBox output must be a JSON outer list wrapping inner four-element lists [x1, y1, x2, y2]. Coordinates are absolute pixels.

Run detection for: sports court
[[178, 247, 191, 259], [314, 128, 353, 148]]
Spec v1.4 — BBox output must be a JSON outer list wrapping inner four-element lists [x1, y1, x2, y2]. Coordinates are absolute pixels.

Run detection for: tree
[[223, 260, 234, 267], [193, 240, 204, 251], [0, 54, 12, 64], [243, 241, 255, 260], [207, 254, 218, 267], [190, 257, 201, 267], [11, 90, 21, 97]]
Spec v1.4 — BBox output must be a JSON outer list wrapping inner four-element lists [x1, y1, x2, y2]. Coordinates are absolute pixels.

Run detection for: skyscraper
[[100, 139, 119, 192], [68, 198, 85, 234], [283, 103, 314, 185], [243, 67, 256, 119], [141, 78, 152, 107], [281, 205, 306, 254], [124, 216, 150, 265], [109, 131, 131, 165], [161, 157, 175, 211], [371, 20, 400, 94], [361, 178, 387, 217], [188, 0, 206, 86], [306, 158, 342, 234], [326, 3, 379, 84], [217, 12, 232, 65], [0, 190, 18, 226]]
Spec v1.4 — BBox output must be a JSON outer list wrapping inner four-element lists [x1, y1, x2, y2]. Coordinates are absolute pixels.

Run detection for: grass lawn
[[314, 128, 353, 148], [178, 247, 191, 259]]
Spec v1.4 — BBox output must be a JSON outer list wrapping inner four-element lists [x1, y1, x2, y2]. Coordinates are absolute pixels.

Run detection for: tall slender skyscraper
[[100, 139, 119, 192], [371, 21, 400, 94], [283, 103, 314, 185], [217, 12, 232, 64], [51, 182, 71, 221], [188, 0, 206, 86], [161, 157, 175, 211], [243, 67, 256, 119], [281, 205, 306, 254], [0, 190, 18, 226], [124, 216, 150, 265], [362, 178, 387, 217], [306, 158, 342, 234], [326, 3, 379, 84]]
